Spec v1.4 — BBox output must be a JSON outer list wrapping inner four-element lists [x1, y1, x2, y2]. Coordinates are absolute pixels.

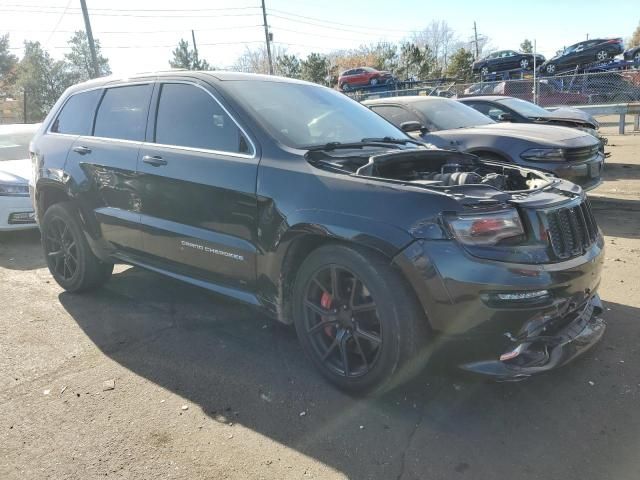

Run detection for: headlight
[[0, 183, 29, 196], [520, 148, 565, 161], [446, 209, 525, 246]]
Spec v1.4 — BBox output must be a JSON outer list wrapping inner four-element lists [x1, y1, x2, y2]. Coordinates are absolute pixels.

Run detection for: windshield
[[411, 99, 495, 131], [496, 97, 550, 118], [223, 80, 406, 149]]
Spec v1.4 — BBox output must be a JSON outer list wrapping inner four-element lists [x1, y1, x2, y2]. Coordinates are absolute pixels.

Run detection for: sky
[[1, 0, 638, 75]]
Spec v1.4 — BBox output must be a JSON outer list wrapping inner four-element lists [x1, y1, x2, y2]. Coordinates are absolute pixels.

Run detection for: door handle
[[72, 145, 91, 155], [142, 155, 168, 167]]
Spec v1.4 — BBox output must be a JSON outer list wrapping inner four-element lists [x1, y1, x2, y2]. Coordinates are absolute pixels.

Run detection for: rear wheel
[[369, 77, 379, 86], [519, 58, 530, 70], [341, 83, 351, 92], [545, 63, 556, 75], [41, 202, 113, 292], [480, 66, 489, 76], [595, 50, 608, 62], [293, 244, 430, 394]]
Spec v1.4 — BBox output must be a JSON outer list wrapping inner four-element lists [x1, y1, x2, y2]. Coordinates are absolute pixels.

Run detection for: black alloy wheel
[[302, 265, 382, 378], [293, 244, 430, 394], [44, 216, 79, 281], [41, 202, 113, 292]]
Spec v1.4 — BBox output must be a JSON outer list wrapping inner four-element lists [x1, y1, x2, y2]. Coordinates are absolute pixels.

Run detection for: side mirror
[[400, 121, 427, 133], [497, 113, 513, 122]]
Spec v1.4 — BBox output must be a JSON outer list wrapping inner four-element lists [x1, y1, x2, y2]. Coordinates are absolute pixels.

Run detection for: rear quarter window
[[94, 84, 153, 142], [50, 89, 101, 135]]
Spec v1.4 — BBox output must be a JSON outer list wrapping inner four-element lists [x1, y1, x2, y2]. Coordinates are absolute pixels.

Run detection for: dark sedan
[[540, 38, 624, 75], [364, 96, 604, 190], [472, 50, 545, 75], [623, 45, 640, 62], [459, 95, 606, 150]]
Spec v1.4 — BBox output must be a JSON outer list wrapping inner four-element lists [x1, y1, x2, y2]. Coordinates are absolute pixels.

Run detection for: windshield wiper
[[360, 136, 423, 146]]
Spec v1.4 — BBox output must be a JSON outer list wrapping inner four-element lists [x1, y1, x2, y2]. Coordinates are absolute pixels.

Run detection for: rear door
[[136, 79, 259, 290], [66, 83, 154, 253]]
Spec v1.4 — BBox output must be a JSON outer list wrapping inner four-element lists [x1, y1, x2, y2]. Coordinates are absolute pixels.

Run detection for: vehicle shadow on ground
[[0, 229, 45, 270], [59, 266, 640, 479], [591, 199, 640, 239], [602, 163, 640, 181]]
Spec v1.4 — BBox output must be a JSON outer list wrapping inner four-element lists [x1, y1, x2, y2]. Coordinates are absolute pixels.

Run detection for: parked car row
[[473, 38, 632, 77], [27, 71, 605, 394]]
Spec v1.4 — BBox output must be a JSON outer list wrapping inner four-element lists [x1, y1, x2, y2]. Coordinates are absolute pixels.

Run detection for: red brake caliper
[[320, 292, 335, 337]]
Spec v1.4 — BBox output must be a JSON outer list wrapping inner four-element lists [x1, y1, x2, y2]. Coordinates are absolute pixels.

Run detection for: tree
[[0, 34, 18, 81], [14, 41, 75, 121], [64, 31, 111, 81], [520, 39, 533, 53], [169, 39, 212, 70], [630, 21, 640, 48], [275, 53, 301, 78], [412, 20, 460, 74], [397, 42, 434, 80], [446, 48, 474, 82], [301, 53, 329, 85]]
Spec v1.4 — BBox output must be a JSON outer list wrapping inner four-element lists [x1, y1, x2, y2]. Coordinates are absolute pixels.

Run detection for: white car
[[0, 159, 37, 231]]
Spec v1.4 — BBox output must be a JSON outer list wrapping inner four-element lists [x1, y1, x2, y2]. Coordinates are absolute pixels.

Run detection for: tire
[[369, 77, 379, 86], [341, 83, 351, 92], [292, 244, 430, 394], [41, 202, 113, 293], [520, 58, 529, 70], [634, 51, 640, 62], [595, 50, 608, 62], [545, 63, 556, 75], [480, 66, 489, 76]]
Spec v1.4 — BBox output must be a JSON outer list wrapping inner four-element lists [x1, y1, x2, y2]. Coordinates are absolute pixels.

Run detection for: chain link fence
[[347, 69, 640, 108]]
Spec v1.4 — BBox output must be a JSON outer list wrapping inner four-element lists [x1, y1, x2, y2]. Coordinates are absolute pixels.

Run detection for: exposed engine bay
[[307, 148, 552, 192]]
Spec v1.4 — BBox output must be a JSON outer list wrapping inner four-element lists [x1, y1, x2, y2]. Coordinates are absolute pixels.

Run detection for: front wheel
[[41, 202, 113, 292], [595, 50, 608, 62], [480, 66, 489, 76], [369, 77, 379, 86], [520, 58, 530, 70], [293, 244, 430, 394], [545, 63, 556, 75]]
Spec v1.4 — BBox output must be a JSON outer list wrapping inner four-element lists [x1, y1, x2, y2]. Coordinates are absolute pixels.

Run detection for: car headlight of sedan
[[0, 182, 29, 196], [520, 148, 566, 161]]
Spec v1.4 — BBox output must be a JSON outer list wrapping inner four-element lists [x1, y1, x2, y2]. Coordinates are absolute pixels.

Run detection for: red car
[[338, 67, 394, 91]]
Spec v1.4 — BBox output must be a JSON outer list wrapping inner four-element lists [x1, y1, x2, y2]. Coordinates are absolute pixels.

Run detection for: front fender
[[256, 208, 416, 323]]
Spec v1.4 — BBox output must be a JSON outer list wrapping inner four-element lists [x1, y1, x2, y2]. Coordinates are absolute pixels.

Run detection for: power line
[[4, 25, 264, 34], [9, 40, 266, 50], [268, 8, 425, 33], [0, 4, 261, 12], [43, 0, 71, 46], [0, 8, 263, 18], [268, 13, 412, 37]]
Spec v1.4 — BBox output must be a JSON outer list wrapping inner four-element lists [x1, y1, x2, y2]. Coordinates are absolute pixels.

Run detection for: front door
[[66, 83, 154, 254], [137, 80, 259, 291]]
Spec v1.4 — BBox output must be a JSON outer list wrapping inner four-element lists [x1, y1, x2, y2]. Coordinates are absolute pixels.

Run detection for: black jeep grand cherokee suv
[[30, 72, 605, 393]]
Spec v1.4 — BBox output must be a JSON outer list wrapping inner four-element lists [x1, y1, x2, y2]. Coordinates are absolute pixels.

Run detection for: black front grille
[[545, 200, 599, 260], [565, 144, 600, 162]]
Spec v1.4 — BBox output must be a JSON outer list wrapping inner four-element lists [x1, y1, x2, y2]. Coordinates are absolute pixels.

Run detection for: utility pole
[[261, 0, 273, 75], [79, 0, 99, 78], [473, 21, 480, 59], [191, 29, 199, 69]]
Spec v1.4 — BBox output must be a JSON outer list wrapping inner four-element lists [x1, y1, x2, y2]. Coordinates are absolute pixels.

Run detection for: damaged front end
[[311, 146, 607, 381], [460, 294, 605, 381]]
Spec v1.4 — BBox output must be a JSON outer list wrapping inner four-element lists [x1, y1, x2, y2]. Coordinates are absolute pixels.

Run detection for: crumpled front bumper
[[460, 294, 605, 381]]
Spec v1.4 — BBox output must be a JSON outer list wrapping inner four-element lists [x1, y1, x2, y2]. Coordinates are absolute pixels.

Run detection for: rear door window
[[154, 83, 250, 154], [50, 89, 101, 135], [94, 84, 153, 141]]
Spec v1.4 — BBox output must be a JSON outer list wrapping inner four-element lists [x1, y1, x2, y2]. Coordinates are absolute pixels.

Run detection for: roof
[[362, 95, 451, 106], [458, 95, 512, 102], [66, 70, 317, 95]]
